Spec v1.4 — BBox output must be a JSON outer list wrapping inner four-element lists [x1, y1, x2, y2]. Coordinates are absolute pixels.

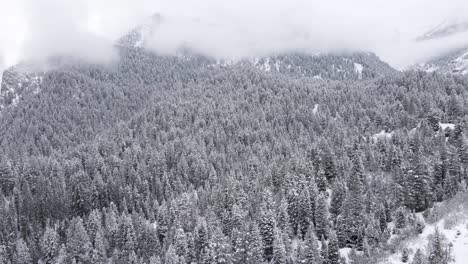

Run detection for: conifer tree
[[259, 198, 276, 262], [427, 229, 449, 264], [272, 228, 287, 264], [320, 235, 328, 263], [66, 216, 92, 263], [55, 244, 68, 264], [209, 227, 232, 264], [41, 226, 59, 264], [91, 227, 107, 263], [330, 181, 345, 222], [327, 231, 340, 264], [338, 156, 365, 246], [194, 218, 210, 263], [302, 226, 322, 264], [315, 193, 329, 240], [412, 249, 425, 264]]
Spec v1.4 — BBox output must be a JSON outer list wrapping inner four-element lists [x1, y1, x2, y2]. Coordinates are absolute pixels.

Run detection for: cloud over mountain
[[1, 0, 468, 69]]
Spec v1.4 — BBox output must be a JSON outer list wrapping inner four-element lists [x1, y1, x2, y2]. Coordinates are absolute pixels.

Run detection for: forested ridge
[[0, 46, 467, 263]]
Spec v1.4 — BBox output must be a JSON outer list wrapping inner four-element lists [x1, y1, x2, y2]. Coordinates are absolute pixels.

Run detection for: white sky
[[1, 0, 468, 72]]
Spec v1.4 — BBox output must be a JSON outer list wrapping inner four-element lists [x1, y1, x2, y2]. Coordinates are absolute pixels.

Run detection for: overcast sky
[[1, 0, 468, 72]]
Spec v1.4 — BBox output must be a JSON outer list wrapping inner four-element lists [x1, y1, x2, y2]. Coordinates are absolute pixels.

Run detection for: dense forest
[[0, 46, 467, 264]]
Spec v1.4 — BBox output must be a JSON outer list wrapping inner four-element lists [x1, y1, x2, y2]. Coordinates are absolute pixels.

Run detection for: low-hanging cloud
[[1, 0, 468, 71]]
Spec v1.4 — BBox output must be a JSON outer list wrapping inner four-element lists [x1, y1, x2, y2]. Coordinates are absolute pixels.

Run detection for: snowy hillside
[[117, 14, 163, 48], [416, 18, 468, 42], [0, 65, 43, 110], [381, 192, 468, 264], [116, 15, 395, 80], [413, 18, 468, 75], [415, 48, 468, 75]]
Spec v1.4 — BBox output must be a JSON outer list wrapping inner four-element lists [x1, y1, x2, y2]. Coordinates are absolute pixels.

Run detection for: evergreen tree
[[302, 227, 322, 264], [330, 181, 345, 222], [338, 156, 365, 246], [320, 235, 328, 263], [427, 229, 449, 264], [287, 187, 300, 235], [276, 198, 291, 234], [91, 227, 107, 263], [248, 223, 265, 264], [55, 244, 68, 264], [209, 227, 232, 264], [322, 148, 338, 181], [66, 216, 92, 263], [327, 231, 340, 264], [259, 198, 276, 262], [272, 228, 286, 264], [412, 249, 425, 264], [173, 226, 188, 259], [315, 193, 329, 240], [194, 218, 210, 263], [298, 186, 312, 237], [41, 226, 60, 264], [165, 245, 180, 264], [316, 169, 327, 193]]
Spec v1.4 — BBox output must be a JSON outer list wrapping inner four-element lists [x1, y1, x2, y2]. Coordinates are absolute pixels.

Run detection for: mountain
[[414, 47, 468, 75], [1, 15, 395, 112], [117, 13, 163, 48], [413, 18, 468, 75], [117, 13, 395, 80], [228, 52, 395, 80], [2, 13, 468, 264], [416, 17, 468, 42]]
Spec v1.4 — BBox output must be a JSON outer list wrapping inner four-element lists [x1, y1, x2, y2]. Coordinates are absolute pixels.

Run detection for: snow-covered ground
[[381, 192, 468, 263], [440, 123, 455, 131], [312, 104, 319, 115], [354, 62, 363, 79], [372, 130, 393, 141]]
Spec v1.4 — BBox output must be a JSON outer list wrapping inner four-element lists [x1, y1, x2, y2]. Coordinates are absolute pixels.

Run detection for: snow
[[275, 60, 281, 72], [313, 74, 323, 80], [339, 248, 352, 263], [215, 59, 236, 67], [263, 58, 271, 72], [381, 192, 468, 264], [11, 93, 20, 107], [354, 63, 364, 79], [423, 64, 440, 73], [312, 104, 319, 115], [383, 220, 468, 264], [440, 123, 455, 130], [451, 224, 468, 264], [372, 130, 393, 141], [453, 50, 468, 75]]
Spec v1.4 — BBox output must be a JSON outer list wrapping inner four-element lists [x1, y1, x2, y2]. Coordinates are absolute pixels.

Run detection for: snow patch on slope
[[439, 123, 455, 131], [381, 192, 468, 264], [354, 62, 363, 80], [372, 130, 393, 141], [312, 104, 319, 115], [453, 50, 468, 75], [415, 47, 468, 75]]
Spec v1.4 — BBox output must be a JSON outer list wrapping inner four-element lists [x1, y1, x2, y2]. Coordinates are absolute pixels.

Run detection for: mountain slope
[[414, 18, 468, 75], [117, 13, 396, 81], [0, 13, 468, 264], [415, 47, 468, 75], [416, 18, 468, 42]]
